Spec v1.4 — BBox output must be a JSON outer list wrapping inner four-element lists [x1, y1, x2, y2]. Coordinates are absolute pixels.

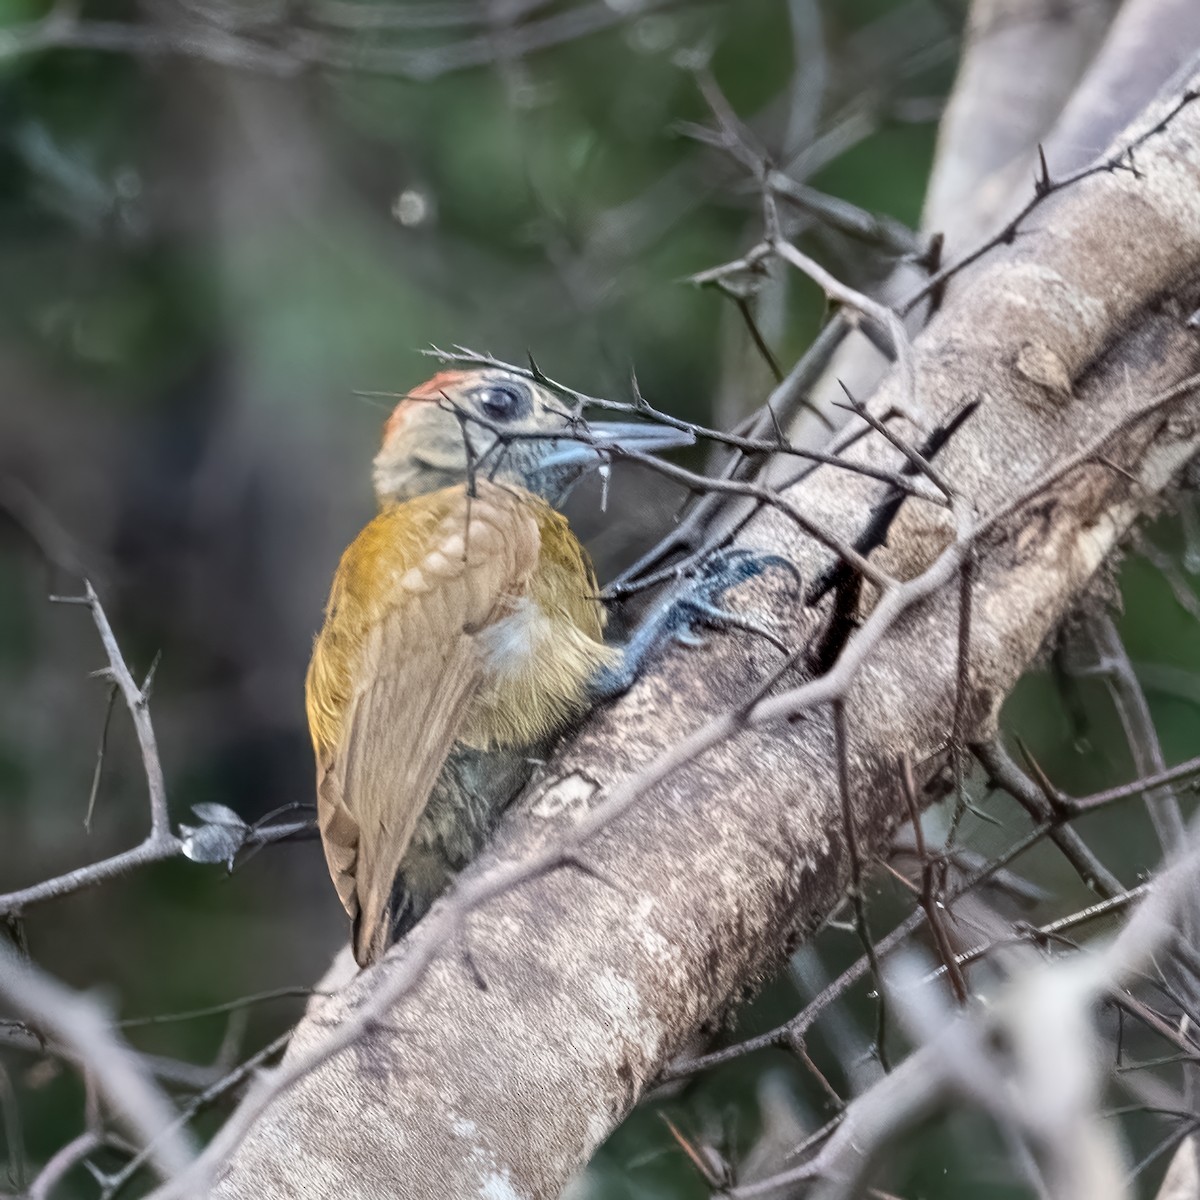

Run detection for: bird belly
[[459, 597, 616, 749]]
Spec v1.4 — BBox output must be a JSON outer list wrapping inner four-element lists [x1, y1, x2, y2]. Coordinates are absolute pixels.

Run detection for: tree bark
[[207, 62, 1200, 1200], [921, 0, 1116, 252]]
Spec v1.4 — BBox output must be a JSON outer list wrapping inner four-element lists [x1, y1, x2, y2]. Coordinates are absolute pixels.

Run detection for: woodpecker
[[304, 368, 696, 967]]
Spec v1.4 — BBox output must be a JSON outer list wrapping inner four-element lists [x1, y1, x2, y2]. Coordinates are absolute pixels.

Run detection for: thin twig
[[1082, 613, 1187, 853], [833, 701, 890, 1070], [100, 1031, 291, 1200], [84, 684, 119, 833], [972, 739, 1125, 898], [27, 1130, 105, 1200], [0, 585, 182, 916], [55, 583, 171, 837], [898, 755, 968, 1004]]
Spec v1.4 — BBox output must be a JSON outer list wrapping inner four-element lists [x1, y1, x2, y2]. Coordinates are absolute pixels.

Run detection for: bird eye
[[470, 381, 528, 422]]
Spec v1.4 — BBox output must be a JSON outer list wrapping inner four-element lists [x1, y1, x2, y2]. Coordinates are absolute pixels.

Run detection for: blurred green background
[[2, 0, 1197, 1196]]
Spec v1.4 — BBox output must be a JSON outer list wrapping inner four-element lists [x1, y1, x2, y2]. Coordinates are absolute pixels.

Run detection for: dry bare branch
[[0, 940, 194, 1181], [0, 583, 310, 917], [198, 62, 1200, 1200], [0, 584, 182, 916]]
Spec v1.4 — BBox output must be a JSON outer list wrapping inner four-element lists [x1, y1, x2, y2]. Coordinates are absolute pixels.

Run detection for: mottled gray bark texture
[[922, 0, 1117, 253], [208, 63, 1200, 1200], [794, 0, 1195, 444], [1045, 0, 1200, 174], [948, 0, 1200, 293]]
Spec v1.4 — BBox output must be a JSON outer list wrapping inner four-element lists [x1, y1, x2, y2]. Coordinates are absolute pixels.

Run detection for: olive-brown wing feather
[[305, 484, 541, 966]]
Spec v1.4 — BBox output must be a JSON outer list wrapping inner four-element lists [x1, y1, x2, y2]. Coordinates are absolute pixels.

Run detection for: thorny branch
[[0, 584, 183, 919], [161, 347, 1200, 1196], [0, 583, 315, 921], [12, 10, 1200, 1200], [899, 83, 1200, 318]]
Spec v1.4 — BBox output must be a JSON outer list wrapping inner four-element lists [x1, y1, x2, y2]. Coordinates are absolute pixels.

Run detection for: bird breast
[[458, 581, 617, 752]]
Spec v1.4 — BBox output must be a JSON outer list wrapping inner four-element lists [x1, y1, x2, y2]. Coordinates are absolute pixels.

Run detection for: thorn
[[1034, 144, 1052, 198], [83, 1159, 117, 1188], [918, 229, 944, 275], [351, 389, 406, 401], [956, 792, 1003, 828], [764, 399, 786, 446], [1014, 735, 1068, 813], [629, 367, 648, 410], [140, 649, 163, 701], [762, 187, 782, 244], [1095, 455, 1141, 488], [924, 231, 947, 312], [4, 914, 30, 959], [1119, 149, 1143, 180], [558, 851, 619, 891], [835, 379, 859, 410], [659, 1114, 732, 1189], [527, 350, 547, 383], [460, 941, 489, 992]]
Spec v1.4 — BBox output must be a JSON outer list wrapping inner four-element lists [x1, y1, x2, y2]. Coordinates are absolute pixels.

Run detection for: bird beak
[[537, 420, 695, 471]]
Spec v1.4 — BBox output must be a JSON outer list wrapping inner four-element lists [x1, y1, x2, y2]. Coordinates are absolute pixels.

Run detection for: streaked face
[[373, 369, 572, 505], [372, 368, 694, 507]]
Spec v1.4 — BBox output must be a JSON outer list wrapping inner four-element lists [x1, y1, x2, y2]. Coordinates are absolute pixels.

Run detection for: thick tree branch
[[199, 62, 1200, 1200], [798, 0, 1187, 440], [1042, 0, 1200, 177], [921, 0, 1116, 253]]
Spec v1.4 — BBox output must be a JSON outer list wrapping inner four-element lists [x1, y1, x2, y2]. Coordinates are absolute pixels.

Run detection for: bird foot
[[667, 549, 801, 653], [591, 548, 801, 700]]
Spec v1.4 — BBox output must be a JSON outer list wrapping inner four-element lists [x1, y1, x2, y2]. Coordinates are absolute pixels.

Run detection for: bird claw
[[592, 548, 802, 702], [667, 549, 800, 654]]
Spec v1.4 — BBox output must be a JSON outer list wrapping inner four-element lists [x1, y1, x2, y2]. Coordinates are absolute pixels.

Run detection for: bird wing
[[305, 484, 541, 966]]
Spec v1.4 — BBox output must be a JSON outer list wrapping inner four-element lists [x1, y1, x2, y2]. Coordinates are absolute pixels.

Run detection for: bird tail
[[348, 793, 419, 969], [353, 900, 394, 968]]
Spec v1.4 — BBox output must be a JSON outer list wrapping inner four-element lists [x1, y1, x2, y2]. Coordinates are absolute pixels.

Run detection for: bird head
[[372, 368, 694, 507]]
